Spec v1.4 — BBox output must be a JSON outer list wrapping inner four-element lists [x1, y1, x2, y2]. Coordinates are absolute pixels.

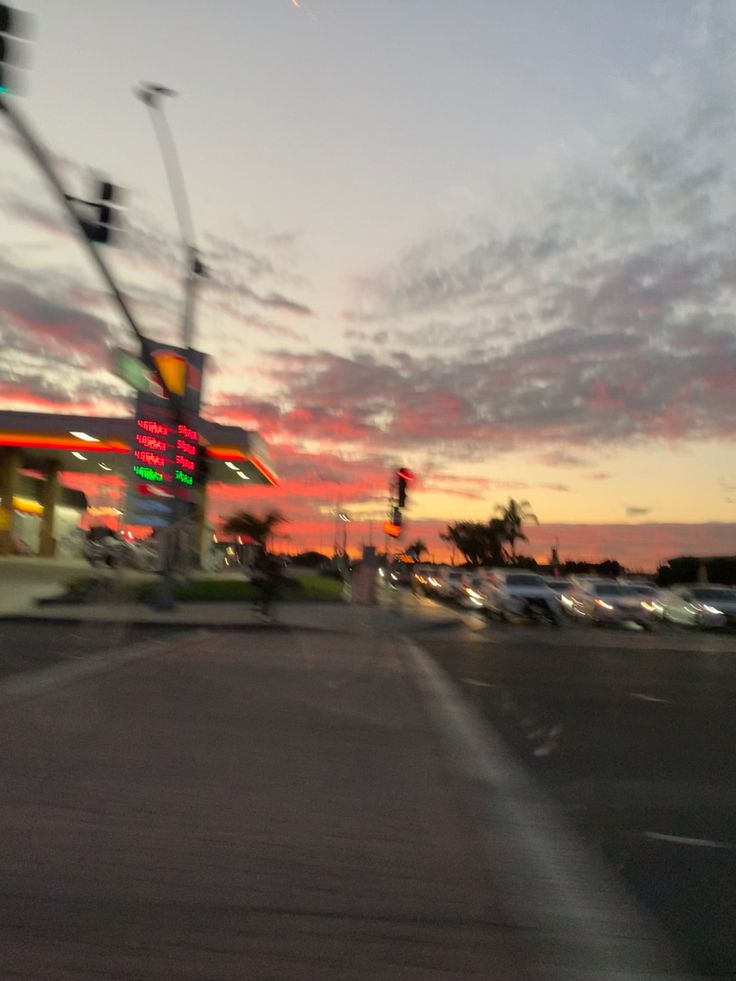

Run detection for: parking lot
[[413, 564, 736, 631]]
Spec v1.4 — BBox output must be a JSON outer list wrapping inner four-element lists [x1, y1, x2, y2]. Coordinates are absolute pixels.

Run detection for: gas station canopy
[[0, 410, 277, 486]]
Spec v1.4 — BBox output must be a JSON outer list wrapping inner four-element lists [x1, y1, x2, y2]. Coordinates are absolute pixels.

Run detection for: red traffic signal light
[[396, 467, 414, 508], [383, 520, 401, 538]]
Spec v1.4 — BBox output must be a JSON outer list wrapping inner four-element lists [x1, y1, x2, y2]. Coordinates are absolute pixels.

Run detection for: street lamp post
[[338, 511, 350, 556], [135, 83, 207, 349]]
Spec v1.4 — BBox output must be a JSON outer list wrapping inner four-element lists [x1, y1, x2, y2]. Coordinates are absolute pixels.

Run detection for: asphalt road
[[421, 615, 736, 978], [0, 626, 542, 981], [0, 621, 195, 679]]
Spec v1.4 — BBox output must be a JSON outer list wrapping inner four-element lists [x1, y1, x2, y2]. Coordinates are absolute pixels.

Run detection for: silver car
[[653, 585, 732, 628], [563, 579, 655, 628]]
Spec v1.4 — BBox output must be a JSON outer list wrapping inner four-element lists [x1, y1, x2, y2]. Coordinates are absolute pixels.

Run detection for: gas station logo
[[152, 350, 188, 398]]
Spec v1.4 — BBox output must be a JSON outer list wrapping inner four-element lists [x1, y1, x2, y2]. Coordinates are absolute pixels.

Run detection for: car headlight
[[703, 604, 723, 615], [595, 599, 614, 610]]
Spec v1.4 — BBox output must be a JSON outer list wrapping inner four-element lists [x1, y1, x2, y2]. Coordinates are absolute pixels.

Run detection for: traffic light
[[68, 178, 124, 245], [0, 4, 30, 95], [82, 179, 122, 245], [396, 467, 414, 508]]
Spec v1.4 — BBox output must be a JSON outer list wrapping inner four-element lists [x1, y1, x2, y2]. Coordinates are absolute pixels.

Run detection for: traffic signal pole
[[0, 92, 184, 609], [0, 97, 157, 366], [0, 7, 198, 610]]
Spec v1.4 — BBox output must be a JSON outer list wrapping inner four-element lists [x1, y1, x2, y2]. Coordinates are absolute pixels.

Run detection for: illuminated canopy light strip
[[204, 446, 277, 485], [206, 447, 247, 460], [0, 433, 129, 453], [246, 454, 278, 486]]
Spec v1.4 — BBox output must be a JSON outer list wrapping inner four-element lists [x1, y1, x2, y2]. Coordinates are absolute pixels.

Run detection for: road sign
[[113, 347, 162, 396]]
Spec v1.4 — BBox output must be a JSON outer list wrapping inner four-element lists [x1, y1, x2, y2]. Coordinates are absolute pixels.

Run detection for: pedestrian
[[251, 545, 280, 620]]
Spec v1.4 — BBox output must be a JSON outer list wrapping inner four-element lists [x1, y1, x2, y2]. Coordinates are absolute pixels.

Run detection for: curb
[[0, 615, 299, 632], [0, 610, 463, 634], [402, 637, 696, 981]]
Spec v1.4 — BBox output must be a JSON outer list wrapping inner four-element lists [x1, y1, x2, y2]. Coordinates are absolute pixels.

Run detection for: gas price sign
[[126, 395, 201, 527]]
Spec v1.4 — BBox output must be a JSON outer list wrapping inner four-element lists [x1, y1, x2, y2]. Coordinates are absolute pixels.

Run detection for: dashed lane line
[[639, 831, 734, 849], [461, 677, 498, 688], [628, 691, 674, 704]]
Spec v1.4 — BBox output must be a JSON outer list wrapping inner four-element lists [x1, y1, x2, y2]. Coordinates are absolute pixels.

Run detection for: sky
[[3, 0, 736, 568]]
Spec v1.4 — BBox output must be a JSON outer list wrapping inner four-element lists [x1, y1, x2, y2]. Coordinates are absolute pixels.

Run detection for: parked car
[[652, 584, 733, 628], [484, 570, 564, 624], [425, 567, 466, 600], [459, 572, 491, 609], [562, 578, 655, 627], [84, 528, 157, 571], [544, 577, 574, 604], [620, 581, 661, 600]]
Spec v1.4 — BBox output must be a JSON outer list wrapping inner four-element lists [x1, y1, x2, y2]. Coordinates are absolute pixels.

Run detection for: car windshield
[[631, 585, 658, 597], [506, 574, 544, 586], [690, 588, 735, 601], [594, 584, 638, 598], [547, 580, 571, 592]]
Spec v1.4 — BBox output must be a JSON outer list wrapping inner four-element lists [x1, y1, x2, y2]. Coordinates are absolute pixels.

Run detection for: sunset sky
[[3, 0, 736, 568]]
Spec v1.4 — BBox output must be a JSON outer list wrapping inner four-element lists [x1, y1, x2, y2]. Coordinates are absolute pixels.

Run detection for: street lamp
[[338, 511, 350, 556], [135, 82, 208, 348], [317, 473, 343, 557]]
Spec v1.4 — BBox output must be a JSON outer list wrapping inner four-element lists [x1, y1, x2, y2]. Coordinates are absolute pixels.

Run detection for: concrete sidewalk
[[0, 559, 461, 633]]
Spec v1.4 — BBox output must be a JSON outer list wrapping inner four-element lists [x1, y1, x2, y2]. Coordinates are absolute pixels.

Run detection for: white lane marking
[[628, 692, 673, 704], [460, 677, 497, 688], [640, 831, 734, 849]]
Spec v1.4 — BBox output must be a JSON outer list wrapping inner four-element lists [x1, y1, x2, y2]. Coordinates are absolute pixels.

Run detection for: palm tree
[[441, 521, 506, 567], [223, 509, 285, 550], [408, 539, 427, 561], [494, 498, 538, 560]]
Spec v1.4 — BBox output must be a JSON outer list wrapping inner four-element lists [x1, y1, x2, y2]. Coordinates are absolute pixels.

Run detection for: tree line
[[439, 499, 539, 567]]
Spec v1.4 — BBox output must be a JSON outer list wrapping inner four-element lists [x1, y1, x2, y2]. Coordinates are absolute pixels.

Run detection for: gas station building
[[0, 409, 277, 557]]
